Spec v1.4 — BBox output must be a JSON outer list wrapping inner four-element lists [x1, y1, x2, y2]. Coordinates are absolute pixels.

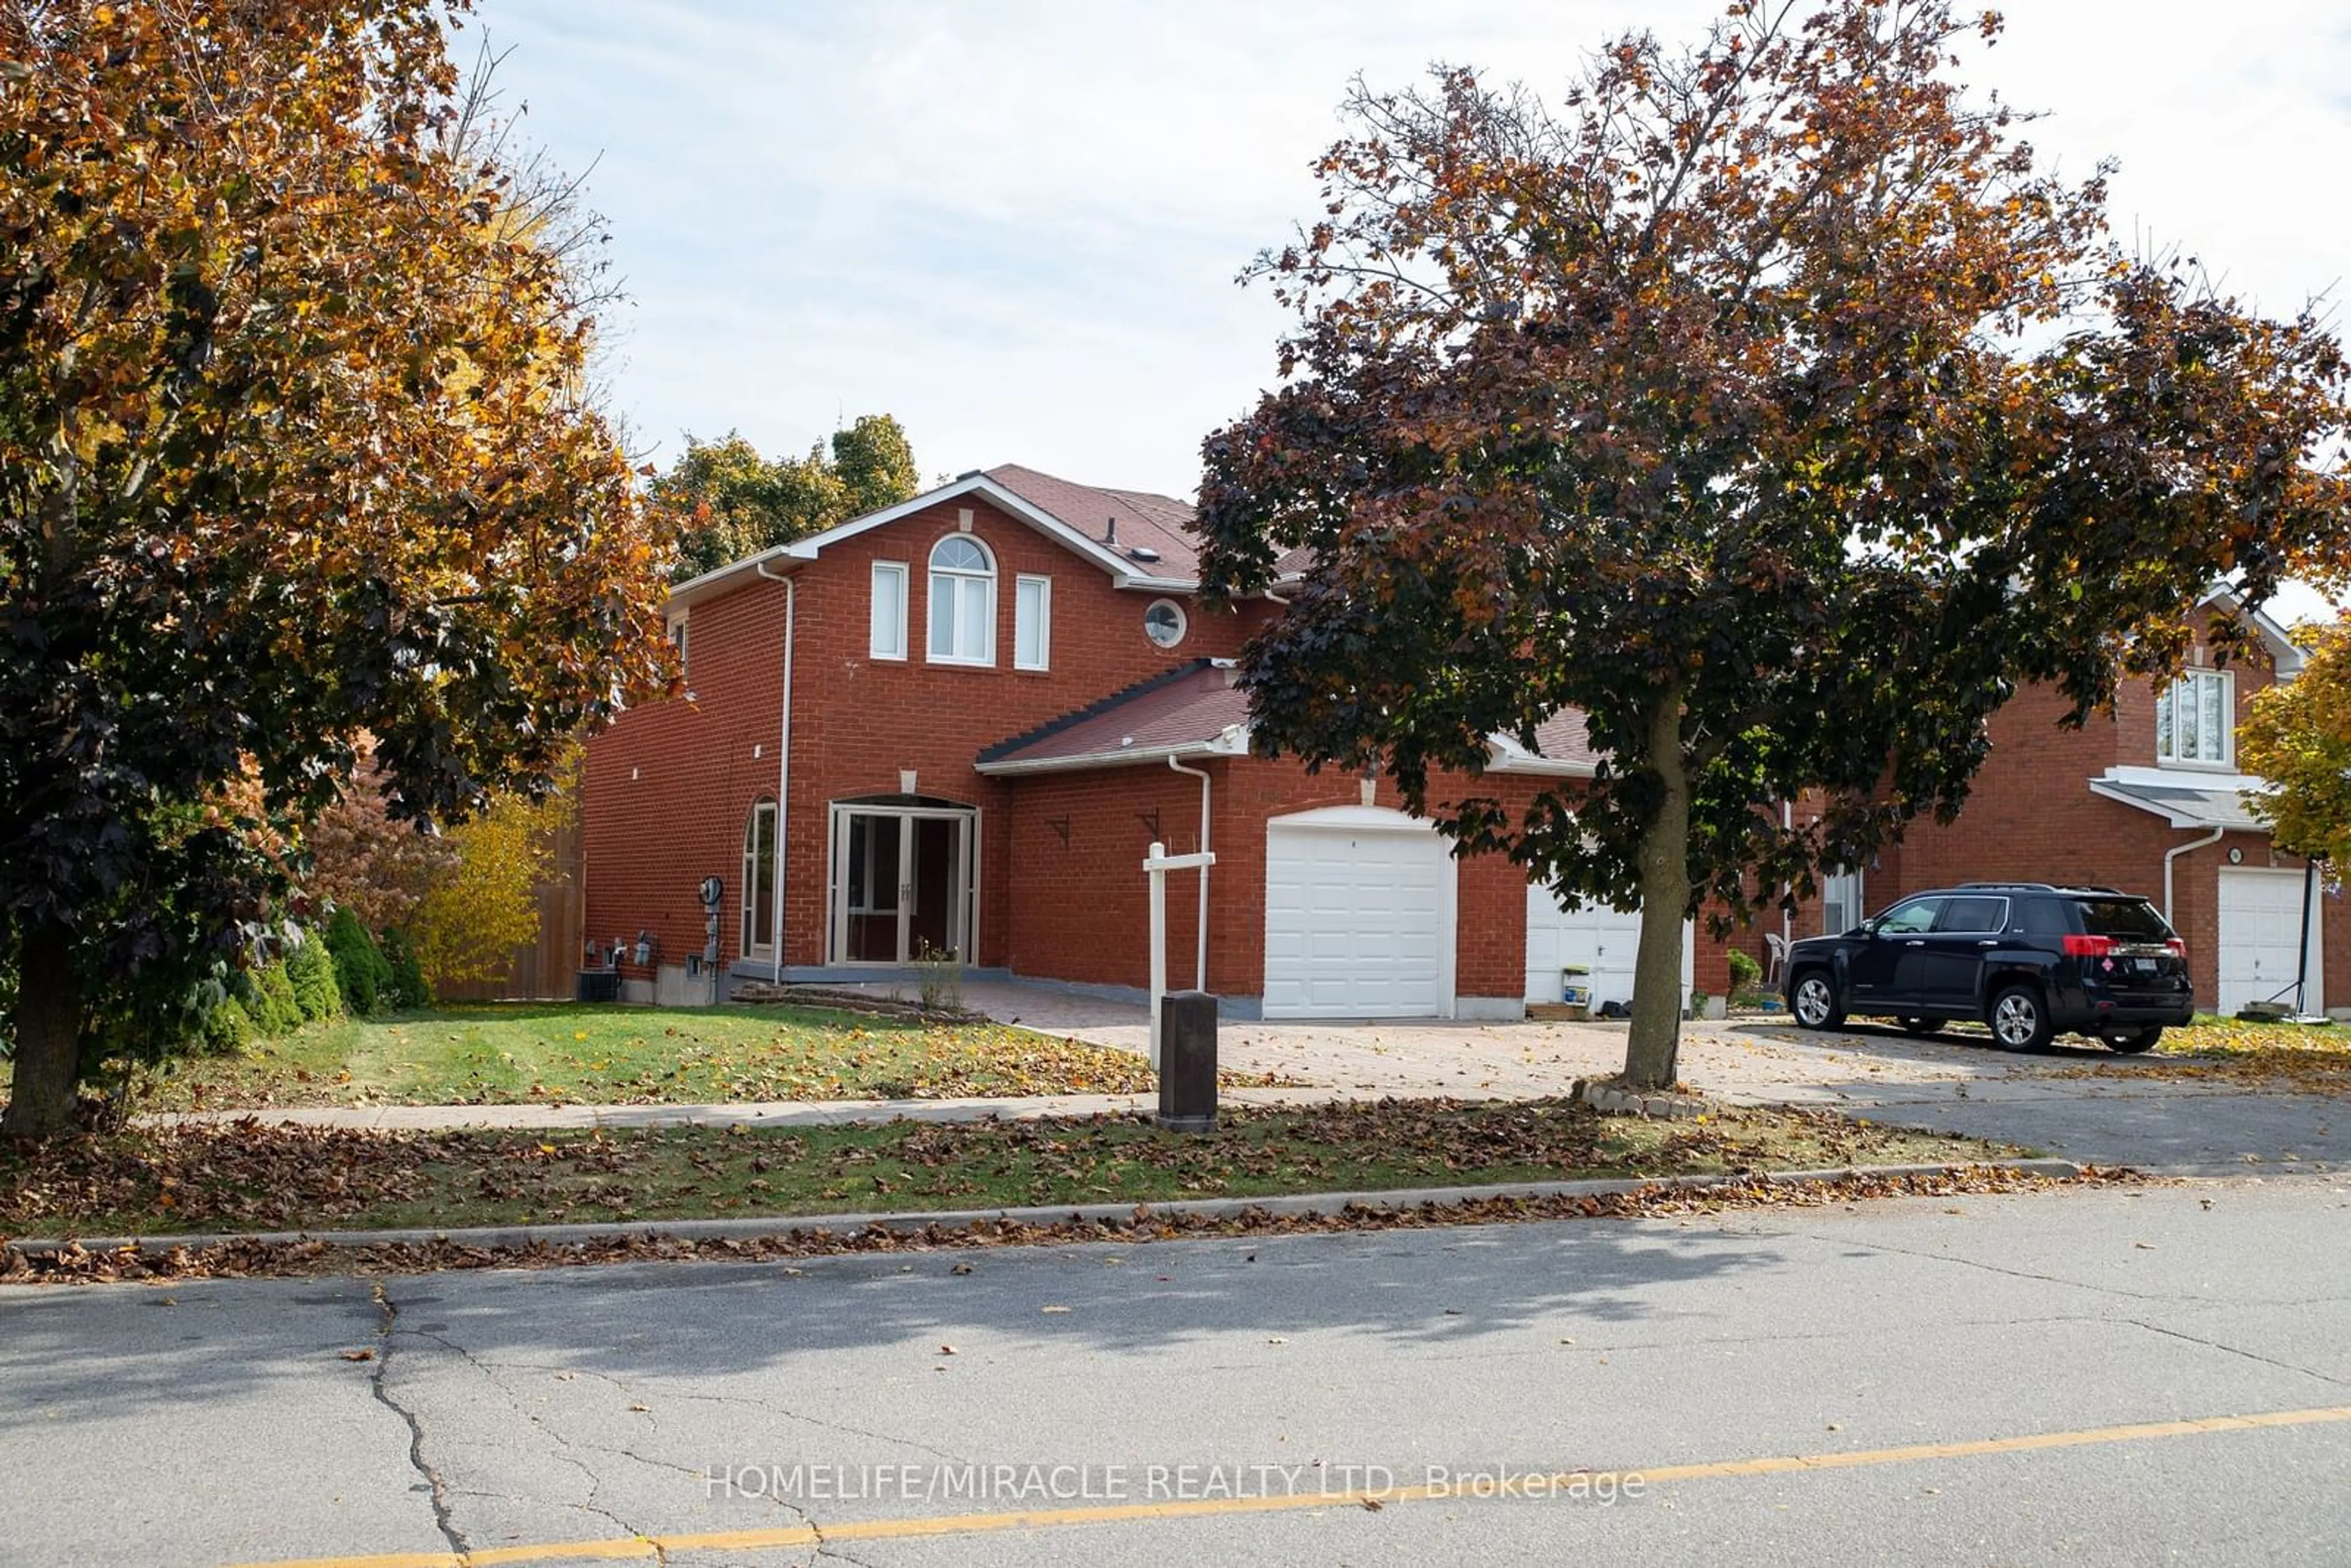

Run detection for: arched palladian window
[[741, 798, 778, 959], [927, 535, 996, 665]]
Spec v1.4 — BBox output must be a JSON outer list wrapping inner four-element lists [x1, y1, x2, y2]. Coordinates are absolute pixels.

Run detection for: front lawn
[[0, 1099, 2017, 1241], [2149, 1016, 2351, 1090], [100, 1002, 1264, 1109]]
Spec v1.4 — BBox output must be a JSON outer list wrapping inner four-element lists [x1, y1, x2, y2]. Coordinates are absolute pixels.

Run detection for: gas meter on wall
[[698, 875, 723, 966]]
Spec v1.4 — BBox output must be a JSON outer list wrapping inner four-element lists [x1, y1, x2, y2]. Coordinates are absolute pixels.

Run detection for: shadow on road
[[0, 1217, 1783, 1427]]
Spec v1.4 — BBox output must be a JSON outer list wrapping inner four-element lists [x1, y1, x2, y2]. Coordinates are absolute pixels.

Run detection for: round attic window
[[1144, 599, 1187, 649]]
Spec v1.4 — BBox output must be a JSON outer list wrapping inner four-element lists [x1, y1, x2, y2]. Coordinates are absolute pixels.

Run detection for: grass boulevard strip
[[227, 1404, 2351, 1568], [2, 1161, 2105, 1283], [0, 1099, 2023, 1276]]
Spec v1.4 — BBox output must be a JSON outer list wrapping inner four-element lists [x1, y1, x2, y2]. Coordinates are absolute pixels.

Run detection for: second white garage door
[[1524, 888, 1694, 1011], [1263, 807, 1455, 1019], [2216, 868, 2323, 1016]]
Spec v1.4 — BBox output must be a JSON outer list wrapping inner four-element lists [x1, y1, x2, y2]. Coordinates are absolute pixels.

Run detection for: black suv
[[1782, 883, 2194, 1052]]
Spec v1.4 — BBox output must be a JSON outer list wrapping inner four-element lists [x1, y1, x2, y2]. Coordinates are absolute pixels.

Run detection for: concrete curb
[[1, 1158, 2089, 1259]]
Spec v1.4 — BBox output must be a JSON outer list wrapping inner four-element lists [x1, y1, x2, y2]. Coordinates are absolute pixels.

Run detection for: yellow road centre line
[[232, 1403, 2351, 1568]]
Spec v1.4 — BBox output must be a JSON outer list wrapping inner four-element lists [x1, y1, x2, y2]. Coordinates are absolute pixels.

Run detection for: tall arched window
[[741, 798, 778, 959], [927, 535, 996, 665]]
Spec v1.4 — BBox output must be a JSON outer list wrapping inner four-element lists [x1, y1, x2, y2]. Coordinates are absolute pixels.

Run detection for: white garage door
[[1524, 888, 1695, 1010], [1264, 808, 1454, 1019], [2217, 868, 2322, 1016]]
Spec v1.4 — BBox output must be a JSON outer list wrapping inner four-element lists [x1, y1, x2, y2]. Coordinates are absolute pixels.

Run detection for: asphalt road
[[6, 1177, 2350, 1567]]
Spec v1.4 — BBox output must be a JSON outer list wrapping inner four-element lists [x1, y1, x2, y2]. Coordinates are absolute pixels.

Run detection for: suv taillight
[[2166, 937, 2187, 959], [2063, 934, 2115, 958]]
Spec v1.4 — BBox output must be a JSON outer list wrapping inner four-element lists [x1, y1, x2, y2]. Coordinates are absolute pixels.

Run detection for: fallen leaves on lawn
[[139, 1010, 1295, 1111], [1, 1166, 2128, 1285], [2, 1098, 1998, 1257], [2139, 1021, 2351, 1094]]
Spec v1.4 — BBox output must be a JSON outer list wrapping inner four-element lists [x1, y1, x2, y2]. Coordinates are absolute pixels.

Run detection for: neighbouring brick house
[[1750, 595, 2345, 1016], [582, 464, 1701, 1018]]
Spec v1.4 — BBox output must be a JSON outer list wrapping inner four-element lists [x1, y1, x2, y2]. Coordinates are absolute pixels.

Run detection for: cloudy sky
[[477, 1, 2350, 608]]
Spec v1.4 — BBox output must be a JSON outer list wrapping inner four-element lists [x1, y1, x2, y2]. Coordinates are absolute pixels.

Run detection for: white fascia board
[[1485, 733, 1598, 778], [2102, 764, 2265, 793], [801, 475, 1198, 589], [663, 473, 1204, 609], [2198, 585, 2306, 675], [2087, 777, 2205, 829], [974, 730, 1248, 778]]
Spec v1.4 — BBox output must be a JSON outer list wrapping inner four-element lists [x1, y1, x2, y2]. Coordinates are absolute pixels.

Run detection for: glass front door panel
[[831, 806, 975, 965], [844, 812, 904, 962], [910, 816, 958, 960]]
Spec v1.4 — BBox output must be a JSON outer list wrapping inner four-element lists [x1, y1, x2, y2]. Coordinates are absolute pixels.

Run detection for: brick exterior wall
[[1765, 617, 2344, 1010], [598, 487, 2329, 1019], [1003, 760, 1568, 1008], [584, 492, 1272, 988]]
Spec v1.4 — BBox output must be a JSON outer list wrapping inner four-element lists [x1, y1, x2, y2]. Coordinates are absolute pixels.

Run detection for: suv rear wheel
[[2105, 1026, 2162, 1054], [1791, 970, 1845, 1030], [1989, 983, 2053, 1052]]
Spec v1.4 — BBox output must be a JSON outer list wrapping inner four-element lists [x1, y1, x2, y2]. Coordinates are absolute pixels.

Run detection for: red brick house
[[582, 465, 1700, 1018], [1766, 595, 2344, 1016]]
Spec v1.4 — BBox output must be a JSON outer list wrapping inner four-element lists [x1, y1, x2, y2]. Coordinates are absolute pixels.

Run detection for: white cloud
[[481, 0, 2351, 511]]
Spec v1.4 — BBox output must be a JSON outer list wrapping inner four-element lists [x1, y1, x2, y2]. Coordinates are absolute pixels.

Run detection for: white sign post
[[1142, 840, 1215, 1068]]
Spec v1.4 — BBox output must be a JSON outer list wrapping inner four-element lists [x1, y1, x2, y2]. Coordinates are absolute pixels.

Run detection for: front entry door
[[830, 806, 975, 965]]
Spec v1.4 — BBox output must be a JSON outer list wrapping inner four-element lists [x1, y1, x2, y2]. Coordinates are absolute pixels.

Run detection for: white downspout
[[756, 563, 797, 982], [2163, 823, 2224, 928], [1168, 754, 1212, 991]]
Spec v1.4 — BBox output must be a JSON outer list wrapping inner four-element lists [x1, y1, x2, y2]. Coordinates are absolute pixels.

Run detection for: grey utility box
[[1157, 991, 1219, 1133]]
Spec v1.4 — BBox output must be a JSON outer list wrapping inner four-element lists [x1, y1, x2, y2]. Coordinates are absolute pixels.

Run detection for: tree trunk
[[2, 921, 84, 1139], [1623, 688, 1692, 1091]]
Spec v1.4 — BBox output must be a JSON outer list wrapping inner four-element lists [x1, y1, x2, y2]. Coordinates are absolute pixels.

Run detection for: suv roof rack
[[1955, 882, 2057, 892]]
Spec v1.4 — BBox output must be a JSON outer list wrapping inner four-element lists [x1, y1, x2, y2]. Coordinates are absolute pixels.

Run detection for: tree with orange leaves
[[0, 2, 673, 1135], [1198, 0, 2351, 1087]]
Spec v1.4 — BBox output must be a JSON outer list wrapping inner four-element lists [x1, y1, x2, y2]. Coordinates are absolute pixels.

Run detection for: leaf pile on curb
[[2, 1100, 2005, 1244], [1, 1165, 2126, 1285]]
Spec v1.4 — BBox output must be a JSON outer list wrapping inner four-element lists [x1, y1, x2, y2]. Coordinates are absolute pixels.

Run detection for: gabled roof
[[2200, 587, 2305, 678], [666, 464, 1202, 610], [984, 465, 1202, 583]]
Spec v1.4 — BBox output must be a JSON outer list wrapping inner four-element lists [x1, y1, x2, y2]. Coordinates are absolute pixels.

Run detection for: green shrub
[[286, 930, 342, 1021], [200, 994, 254, 1056], [324, 908, 393, 1016], [246, 961, 303, 1037], [1727, 948, 1764, 997], [380, 926, 430, 1010]]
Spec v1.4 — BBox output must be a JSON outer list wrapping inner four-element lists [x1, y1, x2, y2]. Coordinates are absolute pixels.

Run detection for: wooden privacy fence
[[435, 819, 586, 1002]]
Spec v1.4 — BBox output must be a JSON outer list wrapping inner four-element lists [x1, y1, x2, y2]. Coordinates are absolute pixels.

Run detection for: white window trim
[[666, 609, 689, 678], [869, 561, 908, 661], [740, 798, 778, 959], [2156, 667, 2235, 771], [1013, 574, 1052, 671], [1144, 596, 1188, 650], [926, 536, 997, 667]]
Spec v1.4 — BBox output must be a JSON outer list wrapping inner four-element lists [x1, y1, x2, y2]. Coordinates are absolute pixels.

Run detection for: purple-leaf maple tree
[[1196, 0, 2351, 1087]]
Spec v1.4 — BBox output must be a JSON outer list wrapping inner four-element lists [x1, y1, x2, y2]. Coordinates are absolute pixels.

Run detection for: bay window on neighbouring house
[[927, 536, 996, 664], [2156, 668, 2232, 767]]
